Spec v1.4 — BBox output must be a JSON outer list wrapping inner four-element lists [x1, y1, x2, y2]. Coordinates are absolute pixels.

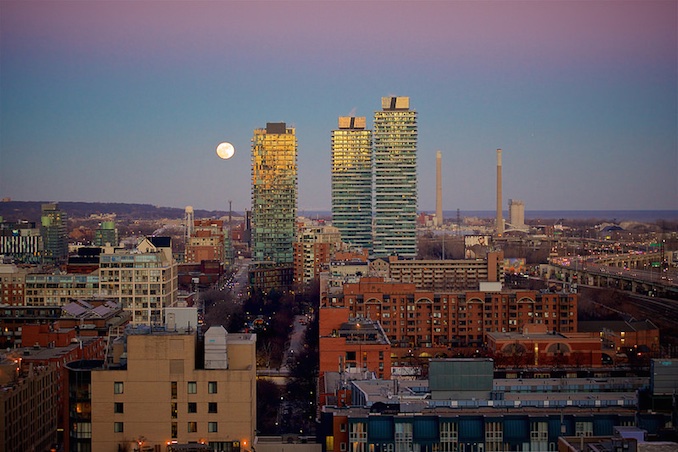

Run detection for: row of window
[[113, 422, 219, 434], [115, 381, 219, 395]]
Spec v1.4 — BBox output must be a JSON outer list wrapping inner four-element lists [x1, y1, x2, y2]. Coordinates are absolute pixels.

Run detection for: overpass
[[544, 252, 678, 298]]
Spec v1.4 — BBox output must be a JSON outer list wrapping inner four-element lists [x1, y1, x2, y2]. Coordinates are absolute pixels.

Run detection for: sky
[[1, 1, 676, 214]]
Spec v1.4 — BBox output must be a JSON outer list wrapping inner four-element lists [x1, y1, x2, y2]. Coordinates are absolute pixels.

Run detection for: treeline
[[0, 201, 231, 221]]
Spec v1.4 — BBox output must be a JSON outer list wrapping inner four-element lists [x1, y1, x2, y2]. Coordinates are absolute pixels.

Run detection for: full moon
[[216, 142, 235, 160]]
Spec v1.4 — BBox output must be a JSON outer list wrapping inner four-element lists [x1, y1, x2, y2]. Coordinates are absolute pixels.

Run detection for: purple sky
[[1, 1, 676, 214]]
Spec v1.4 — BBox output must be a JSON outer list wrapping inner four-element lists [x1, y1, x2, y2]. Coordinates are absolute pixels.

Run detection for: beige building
[[99, 237, 178, 325], [387, 251, 505, 291], [88, 326, 256, 451]]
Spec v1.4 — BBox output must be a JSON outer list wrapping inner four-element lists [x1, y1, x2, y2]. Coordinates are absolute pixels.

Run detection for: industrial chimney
[[496, 149, 504, 235], [436, 151, 443, 227]]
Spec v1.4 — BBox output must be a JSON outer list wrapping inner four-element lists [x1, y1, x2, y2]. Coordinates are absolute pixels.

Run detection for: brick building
[[324, 277, 577, 360]]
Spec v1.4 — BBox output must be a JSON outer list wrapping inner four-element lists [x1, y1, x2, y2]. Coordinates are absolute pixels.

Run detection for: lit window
[[188, 422, 197, 433], [208, 381, 218, 394], [114, 382, 124, 394], [187, 381, 197, 394], [114, 422, 124, 433], [208, 422, 218, 433]]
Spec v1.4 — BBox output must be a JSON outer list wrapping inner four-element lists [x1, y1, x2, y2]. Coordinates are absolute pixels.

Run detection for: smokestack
[[496, 149, 504, 235], [436, 151, 442, 227]]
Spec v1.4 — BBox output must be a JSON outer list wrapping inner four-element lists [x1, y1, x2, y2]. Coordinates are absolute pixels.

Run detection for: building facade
[[71, 326, 256, 452], [372, 97, 417, 258], [0, 263, 28, 306], [251, 122, 298, 265], [94, 220, 118, 247], [324, 277, 578, 356], [0, 219, 42, 263], [331, 116, 373, 253], [98, 238, 178, 325], [508, 199, 526, 230], [41, 203, 69, 264], [387, 252, 505, 291], [185, 219, 229, 264], [0, 359, 58, 452], [294, 222, 342, 285]]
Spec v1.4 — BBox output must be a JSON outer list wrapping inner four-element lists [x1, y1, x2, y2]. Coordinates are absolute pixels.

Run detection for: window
[[188, 402, 197, 413], [171, 402, 177, 419], [188, 422, 197, 433], [171, 422, 178, 439], [114, 382, 124, 394], [208, 402, 218, 413], [187, 381, 197, 394], [171, 381, 177, 399], [114, 402, 124, 414], [208, 422, 218, 433], [114, 422, 124, 433], [485, 421, 503, 452], [208, 381, 218, 394]]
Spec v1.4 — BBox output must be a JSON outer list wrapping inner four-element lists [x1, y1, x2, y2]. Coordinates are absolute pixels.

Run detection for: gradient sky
[[1, 1, 676, 214]]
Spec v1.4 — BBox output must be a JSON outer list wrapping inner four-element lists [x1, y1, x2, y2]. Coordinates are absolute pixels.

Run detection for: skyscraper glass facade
[[373, 97, 418, 258], [40, 203, 68, 264], [251, 122, 298, 264], [331, 116, 373, 252]]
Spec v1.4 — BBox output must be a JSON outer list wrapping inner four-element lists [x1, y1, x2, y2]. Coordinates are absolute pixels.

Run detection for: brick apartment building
[[323, 277, 578, 361]]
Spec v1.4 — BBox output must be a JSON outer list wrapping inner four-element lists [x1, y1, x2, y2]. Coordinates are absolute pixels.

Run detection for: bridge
[[544, 251, 678, 298]]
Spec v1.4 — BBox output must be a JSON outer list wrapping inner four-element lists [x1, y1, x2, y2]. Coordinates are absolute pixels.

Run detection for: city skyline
[[1, 1, 676, 213]]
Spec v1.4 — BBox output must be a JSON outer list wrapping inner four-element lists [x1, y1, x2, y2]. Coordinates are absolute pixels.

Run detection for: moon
[[216, 142, 235, 160]]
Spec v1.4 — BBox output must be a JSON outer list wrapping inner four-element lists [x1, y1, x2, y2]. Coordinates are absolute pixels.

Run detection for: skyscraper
[[373, 96, 418, 258], [40, 203, 68, 264], [251, 122, 298, 264], [331, 116, 373, 252]]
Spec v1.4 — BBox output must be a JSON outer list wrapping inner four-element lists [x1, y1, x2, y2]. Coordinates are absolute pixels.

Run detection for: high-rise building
[[331, 116, 373, 252], [251, 122, 298, 264], [373, 97, 418, 258], [41, 203, 68, 264], [93, 220, 118, 247]]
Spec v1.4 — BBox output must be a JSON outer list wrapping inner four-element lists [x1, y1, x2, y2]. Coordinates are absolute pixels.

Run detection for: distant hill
[[0, 201, 233, 222]]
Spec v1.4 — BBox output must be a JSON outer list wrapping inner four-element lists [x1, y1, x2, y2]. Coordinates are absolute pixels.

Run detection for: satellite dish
[[216, 142, 235, 159]]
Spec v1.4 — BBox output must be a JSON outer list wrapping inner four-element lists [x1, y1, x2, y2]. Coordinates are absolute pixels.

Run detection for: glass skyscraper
[[251, 122, 298, 264], [331, 116, 373, 252], [40, 202, 68, 264], [373, 97, 418, 258]]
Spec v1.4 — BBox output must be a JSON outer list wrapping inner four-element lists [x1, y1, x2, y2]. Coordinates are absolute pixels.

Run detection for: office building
[[251, 122, 298, 265], [0, 219, 42, 263], [373, 97, 418, 258], [41, 203, 69, 264], [67, 325, 256, 452], [94, 220, 119, 247], [331, 116, 373, 252]]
